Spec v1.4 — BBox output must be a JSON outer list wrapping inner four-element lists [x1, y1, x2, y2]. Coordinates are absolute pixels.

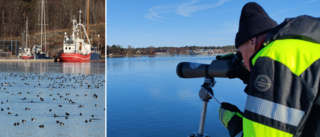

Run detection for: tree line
[[0, 0, 105, 38], [107, 45, 237, 56]]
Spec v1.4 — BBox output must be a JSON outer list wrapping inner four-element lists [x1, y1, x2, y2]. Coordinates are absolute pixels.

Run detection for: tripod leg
[[198, 100, 208, 136]]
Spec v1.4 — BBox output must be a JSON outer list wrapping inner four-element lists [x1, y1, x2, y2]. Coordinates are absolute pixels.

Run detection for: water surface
[[107, 55, 246, 137], [0, 61, 105, 137]]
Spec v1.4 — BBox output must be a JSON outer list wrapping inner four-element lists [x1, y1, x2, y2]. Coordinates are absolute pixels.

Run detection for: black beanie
[[235, 2, 277, 48]]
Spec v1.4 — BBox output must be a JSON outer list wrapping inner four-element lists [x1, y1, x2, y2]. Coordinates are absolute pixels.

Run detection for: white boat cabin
[[63, 19, 91, 55], [18, 47, 32, 57]]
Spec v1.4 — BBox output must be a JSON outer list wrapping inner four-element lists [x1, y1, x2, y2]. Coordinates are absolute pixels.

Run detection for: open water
[[107, 55, 247, 137], [0, 61, 105, 137]]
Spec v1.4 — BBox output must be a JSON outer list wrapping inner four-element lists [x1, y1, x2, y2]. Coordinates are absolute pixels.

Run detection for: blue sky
[[107, 0, 320, 48]]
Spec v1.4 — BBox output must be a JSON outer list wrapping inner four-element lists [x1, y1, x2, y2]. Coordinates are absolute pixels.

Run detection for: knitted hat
[[235, 2, 277, 48]]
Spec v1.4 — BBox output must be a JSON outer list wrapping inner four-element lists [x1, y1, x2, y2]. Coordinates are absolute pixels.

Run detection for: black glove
[[216, 52, 250, 84], [219, 102, 243, 137]]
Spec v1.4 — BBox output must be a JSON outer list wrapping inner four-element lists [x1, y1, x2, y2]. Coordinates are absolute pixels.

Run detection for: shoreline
[[0, 59, 55, 62], [0, 59, 106, 62], [107, 52, 234, 58]]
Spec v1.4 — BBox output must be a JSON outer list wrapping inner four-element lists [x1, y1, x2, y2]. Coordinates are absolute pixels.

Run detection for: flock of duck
[[0, 72, 105, 129]]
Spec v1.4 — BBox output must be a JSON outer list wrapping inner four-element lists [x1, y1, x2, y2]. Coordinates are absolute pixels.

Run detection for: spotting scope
[[176, 52, 243, 78]]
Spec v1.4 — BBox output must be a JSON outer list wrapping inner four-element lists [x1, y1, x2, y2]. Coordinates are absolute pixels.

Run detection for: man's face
[[237, 38, 256, 71]]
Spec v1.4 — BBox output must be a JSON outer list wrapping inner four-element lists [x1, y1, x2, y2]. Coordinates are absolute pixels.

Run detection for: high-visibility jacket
[[243, 15, 320, 137]]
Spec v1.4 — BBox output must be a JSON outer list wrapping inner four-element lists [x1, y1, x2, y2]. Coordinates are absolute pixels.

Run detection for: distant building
[[153, 50, 167, 55], [0, 40, 20, 59], [213, 49, 224, 53]]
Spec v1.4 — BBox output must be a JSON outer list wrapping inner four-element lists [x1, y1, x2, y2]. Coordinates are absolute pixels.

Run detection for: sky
[[107, 0, 320, 48]]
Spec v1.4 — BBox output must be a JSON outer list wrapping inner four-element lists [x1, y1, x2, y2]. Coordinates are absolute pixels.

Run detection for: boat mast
[[26, 17, 28, 48], [40, 0, 47, 53], [43, 0, 47, 53], [86, 0, 89, 44], [40, 0, 43, 50]]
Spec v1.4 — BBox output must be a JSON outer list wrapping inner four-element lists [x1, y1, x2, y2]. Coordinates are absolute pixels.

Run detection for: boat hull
[[90, 52, 100, 60], [21, 56, 34, 59], [35, 53, 50, 59], [59, 53, 91, 62]]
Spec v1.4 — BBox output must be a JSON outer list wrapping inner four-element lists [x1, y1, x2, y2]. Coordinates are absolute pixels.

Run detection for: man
[[218, 2, 320, 137]]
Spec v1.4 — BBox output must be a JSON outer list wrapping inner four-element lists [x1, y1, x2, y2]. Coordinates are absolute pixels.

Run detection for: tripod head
[[188, 76, 220, 137]]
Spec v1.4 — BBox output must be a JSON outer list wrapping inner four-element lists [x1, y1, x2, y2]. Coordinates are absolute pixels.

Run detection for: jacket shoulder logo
[[254, 74, 272, 92]]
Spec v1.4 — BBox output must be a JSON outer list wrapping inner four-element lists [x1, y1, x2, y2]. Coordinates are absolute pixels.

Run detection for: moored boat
[[19, 47, 34, 59], [33, 45, 50, 59], [59, 11, 91, 62], [33, 0, 50, 59], [19, 17, 34, 59]]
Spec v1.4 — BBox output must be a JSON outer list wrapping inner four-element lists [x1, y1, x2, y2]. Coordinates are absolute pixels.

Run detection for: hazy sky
[[107, 0, 320, 48]]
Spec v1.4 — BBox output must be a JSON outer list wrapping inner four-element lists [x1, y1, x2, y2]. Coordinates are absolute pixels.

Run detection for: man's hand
[[219, 102, 243, 137]]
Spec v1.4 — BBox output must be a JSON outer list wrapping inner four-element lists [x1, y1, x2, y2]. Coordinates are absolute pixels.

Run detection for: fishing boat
[[59, 11, 91, 62], [19, 17, 34, 59]]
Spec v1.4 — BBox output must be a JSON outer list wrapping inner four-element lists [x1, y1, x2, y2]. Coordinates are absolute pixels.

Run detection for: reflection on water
[[62, 62, 91, 74], [107, 55, 247, 137], [0, 61, 105, 74]]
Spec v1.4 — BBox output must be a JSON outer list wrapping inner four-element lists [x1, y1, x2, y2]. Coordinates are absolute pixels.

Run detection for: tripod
[[189, 76, 220, 137]]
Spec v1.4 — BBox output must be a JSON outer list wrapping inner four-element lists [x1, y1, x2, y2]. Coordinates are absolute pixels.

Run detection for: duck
[[93, 94, 98, 99]]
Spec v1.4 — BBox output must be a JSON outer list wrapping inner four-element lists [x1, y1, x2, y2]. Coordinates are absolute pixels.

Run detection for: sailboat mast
[[86, 0, 89, 43], [26, 17, 28, 48], [40, 0, 43, 50], [43, 0, 46, 53]]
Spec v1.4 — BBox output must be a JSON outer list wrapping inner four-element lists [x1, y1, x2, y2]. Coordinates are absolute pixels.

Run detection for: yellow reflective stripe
[[243, 118, 293, 137], [252, 39, 320, 76]]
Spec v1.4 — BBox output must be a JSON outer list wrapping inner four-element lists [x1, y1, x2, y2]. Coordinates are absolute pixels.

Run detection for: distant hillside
[[0, 0, 105, 37], [0, 0, 105, 57]]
